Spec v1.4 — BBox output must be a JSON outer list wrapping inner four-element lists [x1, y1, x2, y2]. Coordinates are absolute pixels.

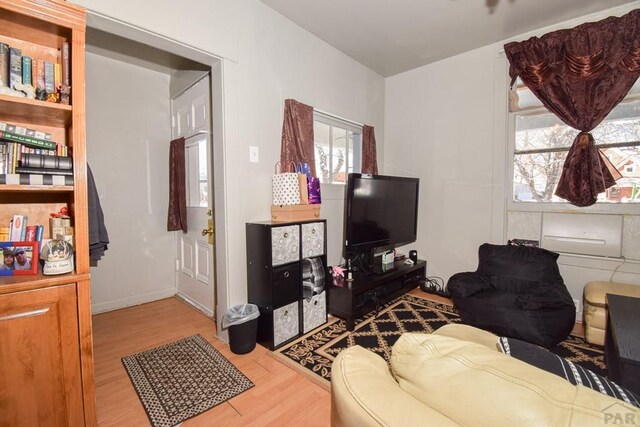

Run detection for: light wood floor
[[92, 297, 331, 426], [92, 290, 584, 426]]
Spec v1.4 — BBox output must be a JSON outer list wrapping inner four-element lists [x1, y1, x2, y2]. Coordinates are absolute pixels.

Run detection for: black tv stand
[[328, 260, 426, 331]]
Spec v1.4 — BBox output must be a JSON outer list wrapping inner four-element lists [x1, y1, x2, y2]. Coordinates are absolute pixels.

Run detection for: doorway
[[85, 13, 227, 327]]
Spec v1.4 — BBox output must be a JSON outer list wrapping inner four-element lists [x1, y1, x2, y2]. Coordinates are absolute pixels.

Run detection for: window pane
[[314, 121, 331, 184], [515, 114, 576, 152], [513, 98, 640, 204], [513, 151, 566, 202], [185, 138, 209, 207], [332, 127, 347, 183]]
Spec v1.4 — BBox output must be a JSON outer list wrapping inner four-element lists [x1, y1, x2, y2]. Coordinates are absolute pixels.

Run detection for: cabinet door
[[271, 225, 300, 266], [301, 222, 324, 258], [0, 285, 83, 427]]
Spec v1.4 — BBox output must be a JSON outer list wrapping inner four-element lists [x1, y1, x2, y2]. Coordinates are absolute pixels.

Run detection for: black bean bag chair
[[447, 243, 576, 348]]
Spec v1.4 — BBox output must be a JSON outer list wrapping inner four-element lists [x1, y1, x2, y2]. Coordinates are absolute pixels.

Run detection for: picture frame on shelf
[[0, 241, 38, 275]]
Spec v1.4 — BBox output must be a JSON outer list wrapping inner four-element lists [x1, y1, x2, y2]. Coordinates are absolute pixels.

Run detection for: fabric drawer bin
[[271, 225, 300, 266], [272, 264, 301, 307], [273, 301, 300, 347], [301, 222, 325, 258], [303, 291, 327, 333]]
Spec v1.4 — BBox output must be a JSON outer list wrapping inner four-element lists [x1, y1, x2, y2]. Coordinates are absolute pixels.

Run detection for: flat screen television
[[344, 173, 419, 262]]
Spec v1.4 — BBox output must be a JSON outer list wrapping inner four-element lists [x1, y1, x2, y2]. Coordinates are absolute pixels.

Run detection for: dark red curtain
[[167, 137, 187, 232], [280, 99, 316, 176], [504, 9, 640, 207], [362, 125, 379, 175]]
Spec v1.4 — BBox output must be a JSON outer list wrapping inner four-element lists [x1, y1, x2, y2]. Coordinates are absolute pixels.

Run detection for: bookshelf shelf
[[0, 184, 73, 192], [0, 1, 95, 426], [0, 271, 89, 294], [0, 94, 72, 127]]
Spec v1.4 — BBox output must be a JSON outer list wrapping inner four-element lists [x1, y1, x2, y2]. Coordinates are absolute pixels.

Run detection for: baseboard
[[91, 288, 177, 314], [175, 292, 214, 318]]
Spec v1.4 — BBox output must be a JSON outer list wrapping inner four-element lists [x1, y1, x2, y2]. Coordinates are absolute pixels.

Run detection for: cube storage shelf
[[246, 219, 328, 350]]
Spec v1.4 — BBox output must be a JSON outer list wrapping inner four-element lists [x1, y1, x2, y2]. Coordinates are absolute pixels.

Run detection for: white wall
[[75, 0, 386, 323], [385, 3, 640, 317], [385, 44, 499, 280], [86, 51, 175, 313]]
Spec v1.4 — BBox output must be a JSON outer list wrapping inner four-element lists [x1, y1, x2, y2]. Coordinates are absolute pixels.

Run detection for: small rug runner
[[122, 334, 254, 427], [276, 293, 605, 384]]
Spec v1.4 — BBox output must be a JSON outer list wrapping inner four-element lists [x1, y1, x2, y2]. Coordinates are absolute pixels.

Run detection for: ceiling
[[261, 0, 637, 77]]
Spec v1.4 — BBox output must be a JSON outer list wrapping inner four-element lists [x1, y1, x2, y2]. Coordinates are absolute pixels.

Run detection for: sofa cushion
[[331, 344, 459, 427], [498, 336, 640, 407], [390, 333, 640, 427]]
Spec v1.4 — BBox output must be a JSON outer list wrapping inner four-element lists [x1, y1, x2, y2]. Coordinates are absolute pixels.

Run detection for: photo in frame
[[0, 241, 39, 275]]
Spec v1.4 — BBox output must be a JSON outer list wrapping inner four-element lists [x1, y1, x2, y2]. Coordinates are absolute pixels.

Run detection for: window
[[185, 137, 208, 207], [314, 111, 362, 184], [510, 79, 640, 205]]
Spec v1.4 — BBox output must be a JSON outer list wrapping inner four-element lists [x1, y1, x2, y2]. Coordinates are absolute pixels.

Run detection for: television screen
[[345, 173, 419, 254]]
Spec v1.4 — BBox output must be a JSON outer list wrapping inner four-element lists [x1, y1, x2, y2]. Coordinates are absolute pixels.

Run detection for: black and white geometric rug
[[276, 293, 605, 384], [122, 334, 253, 427]]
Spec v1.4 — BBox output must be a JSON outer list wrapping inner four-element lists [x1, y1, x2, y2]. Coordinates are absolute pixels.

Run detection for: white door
[[171, 76, 215, 317]]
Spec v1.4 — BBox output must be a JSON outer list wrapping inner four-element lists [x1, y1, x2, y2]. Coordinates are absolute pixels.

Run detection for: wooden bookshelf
[[0, 1, 95, 426]]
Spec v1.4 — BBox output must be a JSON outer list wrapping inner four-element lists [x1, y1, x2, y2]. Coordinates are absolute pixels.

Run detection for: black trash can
[[223, 304, 259, 355]]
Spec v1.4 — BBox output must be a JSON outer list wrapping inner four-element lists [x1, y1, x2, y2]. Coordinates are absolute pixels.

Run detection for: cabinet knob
[[311, 229, 316, 234], [284, 271, 290, 278], [284, 232, 289, 238]]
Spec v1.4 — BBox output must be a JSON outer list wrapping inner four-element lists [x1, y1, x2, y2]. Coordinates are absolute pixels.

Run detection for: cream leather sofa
[[331, 324, 639, 426]]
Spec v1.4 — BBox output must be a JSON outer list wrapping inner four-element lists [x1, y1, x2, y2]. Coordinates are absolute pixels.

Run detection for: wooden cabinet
[[0, 0, 95, 425], [0, 284, 84, 426], [246, 220, 328, 349]]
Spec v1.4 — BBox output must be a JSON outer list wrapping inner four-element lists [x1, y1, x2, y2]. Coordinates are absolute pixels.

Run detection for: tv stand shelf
[[328, 260, 426, 331]]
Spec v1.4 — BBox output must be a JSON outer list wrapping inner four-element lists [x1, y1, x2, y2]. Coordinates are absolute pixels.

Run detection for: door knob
[[202, 218, 214, 244]]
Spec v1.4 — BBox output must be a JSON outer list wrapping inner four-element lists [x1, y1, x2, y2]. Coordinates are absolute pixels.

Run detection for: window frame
[[313, 110, 363, 185], [507, 89, 640, 215]]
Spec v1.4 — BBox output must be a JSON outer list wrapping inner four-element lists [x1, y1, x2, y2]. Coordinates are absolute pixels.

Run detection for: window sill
[[509, 201, 640, 216]]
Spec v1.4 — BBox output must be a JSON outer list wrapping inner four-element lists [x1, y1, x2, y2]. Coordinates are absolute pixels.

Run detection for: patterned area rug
[[276, 293, 606, 384], [122, 335, 254, 427]]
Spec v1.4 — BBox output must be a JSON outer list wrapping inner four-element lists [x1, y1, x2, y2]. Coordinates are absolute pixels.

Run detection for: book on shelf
[[19, 153, 72, 170], [0, 130, 57, 150], [21, 56, 32, 86], [9, 214, 27, 241], [25, 225, 37, 241], [35, 225, 44, 243], [35, 58, 45, 100], [0, 122, 53, 141], [15, 166, 73, 176], [60, 42, 70, 104], [0, 173, 73, 186], [0, 43, 8, 88], [8, 47, 21, 90], [44, 61, 55, 98]]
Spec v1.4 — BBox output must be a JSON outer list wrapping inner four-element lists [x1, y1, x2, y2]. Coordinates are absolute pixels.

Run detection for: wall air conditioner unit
[[541, 213, 622, 258]]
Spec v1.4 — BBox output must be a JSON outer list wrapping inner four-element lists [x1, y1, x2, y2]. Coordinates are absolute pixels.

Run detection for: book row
[[0, 41, 70, 104], [0, 214, 44, 242], [2, 142, 71, 175], [1, 214, 74, 243]]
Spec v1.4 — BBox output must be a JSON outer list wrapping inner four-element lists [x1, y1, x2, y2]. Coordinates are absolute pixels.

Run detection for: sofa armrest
[[331, 346, 459, 427], [432, 324, 500, 352], [447, 272, 493, 299]]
